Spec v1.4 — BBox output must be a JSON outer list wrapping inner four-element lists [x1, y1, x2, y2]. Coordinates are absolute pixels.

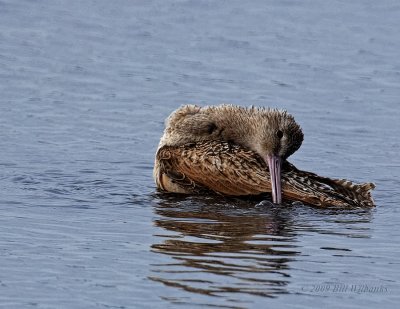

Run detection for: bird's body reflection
[[150, 194, 301, 302]]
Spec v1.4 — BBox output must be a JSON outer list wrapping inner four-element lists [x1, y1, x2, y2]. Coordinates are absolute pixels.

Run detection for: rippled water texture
[[1, 0, 399, 308]]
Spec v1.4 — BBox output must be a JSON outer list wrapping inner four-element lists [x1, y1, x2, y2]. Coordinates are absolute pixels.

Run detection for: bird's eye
[[276, 130, 284, 139], [207, 123, 217, 134]]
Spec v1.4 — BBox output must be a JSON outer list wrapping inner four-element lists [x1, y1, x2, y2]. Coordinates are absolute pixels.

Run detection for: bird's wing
[[282, 162, 375, 207], [156, 141, 271, 196], [155, 141, 375, 207]]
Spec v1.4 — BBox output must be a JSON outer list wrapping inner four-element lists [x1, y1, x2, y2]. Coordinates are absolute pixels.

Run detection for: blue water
[[1, 0, 399, 308]]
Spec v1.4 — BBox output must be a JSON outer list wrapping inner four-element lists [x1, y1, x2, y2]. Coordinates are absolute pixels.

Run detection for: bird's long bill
[[265, 155, 282, 204]]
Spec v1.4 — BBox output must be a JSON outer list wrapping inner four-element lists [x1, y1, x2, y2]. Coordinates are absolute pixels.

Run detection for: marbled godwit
[[154, 104, 375, 207]]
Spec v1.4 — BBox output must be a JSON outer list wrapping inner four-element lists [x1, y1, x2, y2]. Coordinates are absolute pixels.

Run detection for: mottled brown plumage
[[154, 104, 375, 207]]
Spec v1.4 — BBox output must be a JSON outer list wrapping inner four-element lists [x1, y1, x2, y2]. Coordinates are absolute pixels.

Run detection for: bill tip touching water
[[154, 104, 375, 207]]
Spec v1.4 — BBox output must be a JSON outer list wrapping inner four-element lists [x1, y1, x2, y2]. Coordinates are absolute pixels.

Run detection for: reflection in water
[[150, 194, 300, 301], [148, 194, 373, 306]]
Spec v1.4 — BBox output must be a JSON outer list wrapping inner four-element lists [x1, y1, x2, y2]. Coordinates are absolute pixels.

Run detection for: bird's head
[[159, 104, 304, 204]]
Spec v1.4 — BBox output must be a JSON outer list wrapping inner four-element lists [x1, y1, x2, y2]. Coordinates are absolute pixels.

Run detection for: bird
[[153, 104, 375, 207]]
